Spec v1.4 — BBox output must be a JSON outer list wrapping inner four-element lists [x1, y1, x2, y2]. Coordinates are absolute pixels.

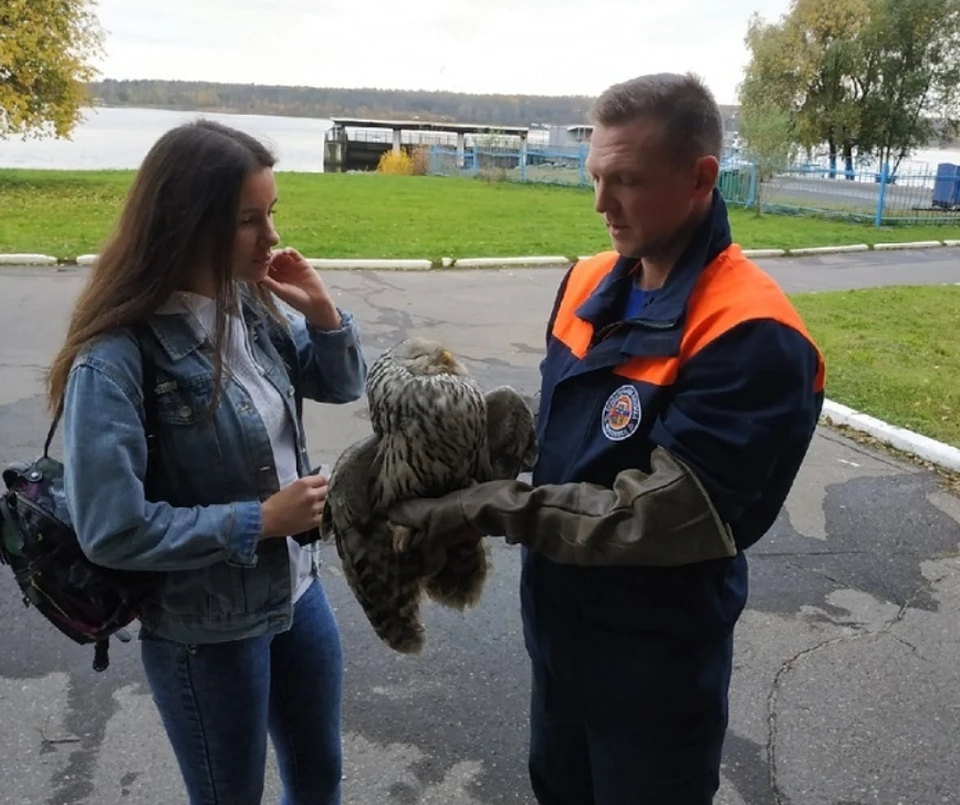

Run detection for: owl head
[[391, 337, 468, 376]]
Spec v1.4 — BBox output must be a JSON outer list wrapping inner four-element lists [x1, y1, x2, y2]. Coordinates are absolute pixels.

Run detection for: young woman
[[46, 119, 367, 804]]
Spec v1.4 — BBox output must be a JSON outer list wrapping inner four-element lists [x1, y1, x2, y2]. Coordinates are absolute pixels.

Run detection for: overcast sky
[[91, 0, 793, 104]]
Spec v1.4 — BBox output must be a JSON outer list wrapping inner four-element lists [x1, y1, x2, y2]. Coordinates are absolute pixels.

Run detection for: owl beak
[[440, 350, 455, 367]]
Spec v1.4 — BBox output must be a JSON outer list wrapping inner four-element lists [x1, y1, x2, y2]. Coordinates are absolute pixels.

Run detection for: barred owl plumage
[[365, 338, 491, 516], [321, 337, 538, 654]]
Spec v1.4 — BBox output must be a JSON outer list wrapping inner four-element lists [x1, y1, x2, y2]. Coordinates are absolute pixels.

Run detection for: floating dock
[[323, 117, 530, 172]]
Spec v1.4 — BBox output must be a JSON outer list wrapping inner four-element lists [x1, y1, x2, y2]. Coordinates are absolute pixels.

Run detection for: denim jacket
[[62, 288, 367, 644]]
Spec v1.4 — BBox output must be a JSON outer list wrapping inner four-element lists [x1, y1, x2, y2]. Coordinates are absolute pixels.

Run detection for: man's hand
[[389, 447, 738, 567], [388, 489, 485, 550]]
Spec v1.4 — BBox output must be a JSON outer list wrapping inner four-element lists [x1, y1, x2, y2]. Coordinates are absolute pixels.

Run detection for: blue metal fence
[[750, 159, 960, 226], [426, 142, 960, 227]]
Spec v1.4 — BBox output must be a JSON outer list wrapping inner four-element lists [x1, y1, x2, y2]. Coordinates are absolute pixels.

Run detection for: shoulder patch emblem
[[601, 384, 642, 441]]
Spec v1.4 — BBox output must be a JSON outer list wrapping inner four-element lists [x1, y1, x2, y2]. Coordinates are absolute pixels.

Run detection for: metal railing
[[426, 143, 960, 226]]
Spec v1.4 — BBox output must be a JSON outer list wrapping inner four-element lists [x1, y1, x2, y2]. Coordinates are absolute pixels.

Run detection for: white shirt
[[159, 291, 315, 603]]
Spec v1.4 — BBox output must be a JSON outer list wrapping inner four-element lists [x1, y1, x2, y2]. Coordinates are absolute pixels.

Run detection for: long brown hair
[[47, 119, 282, 412]]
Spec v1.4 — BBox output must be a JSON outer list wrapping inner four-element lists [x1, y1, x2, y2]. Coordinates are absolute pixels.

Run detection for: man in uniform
[[389, 72, 825, 804]]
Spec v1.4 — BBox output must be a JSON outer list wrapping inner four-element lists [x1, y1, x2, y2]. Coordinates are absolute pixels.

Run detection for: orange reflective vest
[[534, 200, 824, 552]]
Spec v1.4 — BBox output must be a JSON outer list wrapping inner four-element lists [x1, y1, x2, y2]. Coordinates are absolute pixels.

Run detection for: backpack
[[0, 332, 164, 672]]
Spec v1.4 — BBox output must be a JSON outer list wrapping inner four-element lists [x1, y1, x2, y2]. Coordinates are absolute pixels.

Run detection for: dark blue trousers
[[521, 551, 743, 805]]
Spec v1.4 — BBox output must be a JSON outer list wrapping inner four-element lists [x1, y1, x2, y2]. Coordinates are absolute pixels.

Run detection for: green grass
[[1, 169, 958, 261], [791, 285, 960, 447]]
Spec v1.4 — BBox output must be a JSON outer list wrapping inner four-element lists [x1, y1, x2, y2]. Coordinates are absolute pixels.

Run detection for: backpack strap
[[132, 328, 161, 495], [43, 327, 159, 468], [42, 402, 63, 460]]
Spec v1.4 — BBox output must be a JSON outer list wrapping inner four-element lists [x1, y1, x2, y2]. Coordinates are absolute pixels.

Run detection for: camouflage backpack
[[0, 334, 164, 672]]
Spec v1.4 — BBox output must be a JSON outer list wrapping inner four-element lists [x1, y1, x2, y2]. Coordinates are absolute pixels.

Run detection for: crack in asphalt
[[764, 566, 953, 805]]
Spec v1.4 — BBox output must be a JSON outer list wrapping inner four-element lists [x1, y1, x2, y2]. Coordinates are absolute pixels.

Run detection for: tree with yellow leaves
[[0, 0, 105, 140]]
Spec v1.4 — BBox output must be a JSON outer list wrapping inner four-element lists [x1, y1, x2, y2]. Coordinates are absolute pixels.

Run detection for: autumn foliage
[[0, 0, 105, 140]]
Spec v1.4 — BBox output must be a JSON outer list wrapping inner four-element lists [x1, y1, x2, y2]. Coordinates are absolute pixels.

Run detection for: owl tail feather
[[423, 541, 490, 610]]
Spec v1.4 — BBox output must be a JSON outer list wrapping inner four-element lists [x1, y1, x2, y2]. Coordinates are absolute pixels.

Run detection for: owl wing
[[482, 386, 539, 481], [320, 431, 434, 654], [320, 432, 381, 551]]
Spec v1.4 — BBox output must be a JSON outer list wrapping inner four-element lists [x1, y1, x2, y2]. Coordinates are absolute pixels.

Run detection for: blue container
[[932, 163, 960, 207]]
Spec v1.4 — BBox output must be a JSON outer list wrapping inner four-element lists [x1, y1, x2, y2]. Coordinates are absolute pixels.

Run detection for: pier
[[323, 117, 530, 172]]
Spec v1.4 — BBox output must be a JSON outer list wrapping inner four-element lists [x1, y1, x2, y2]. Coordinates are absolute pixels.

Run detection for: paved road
[[0, 248, 958, 805]]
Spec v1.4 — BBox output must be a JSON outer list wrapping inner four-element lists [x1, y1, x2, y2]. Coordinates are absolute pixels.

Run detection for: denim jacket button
[[288, 386, 295, 396], [178, 405, 191, 418]]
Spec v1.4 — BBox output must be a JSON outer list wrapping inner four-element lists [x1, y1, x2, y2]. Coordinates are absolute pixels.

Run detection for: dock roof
[[329, 117, 529, 135]]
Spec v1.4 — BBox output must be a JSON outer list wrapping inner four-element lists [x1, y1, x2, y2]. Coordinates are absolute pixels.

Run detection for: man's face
[[586, 118, 717, 259]]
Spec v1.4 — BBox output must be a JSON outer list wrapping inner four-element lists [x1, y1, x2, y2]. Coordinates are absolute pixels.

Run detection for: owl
[[320, 337, 538, 653]]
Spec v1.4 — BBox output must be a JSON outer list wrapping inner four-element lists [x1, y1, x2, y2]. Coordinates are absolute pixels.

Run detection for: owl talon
[[392, 524, 417, 553]]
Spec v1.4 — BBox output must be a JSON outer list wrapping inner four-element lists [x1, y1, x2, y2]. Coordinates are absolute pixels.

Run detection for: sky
[[91, 0, 794, 105]]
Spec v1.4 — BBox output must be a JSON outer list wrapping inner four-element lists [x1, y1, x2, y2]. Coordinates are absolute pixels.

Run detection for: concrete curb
[[821, 399, 960, 473], [0, 253, 58, 266], [788, 244, 871, 255], [454, 255, 570, 268], [743, 248, 787, 258], [3, 238, 957, 270], [872, 240, 944, 250], [305, 257, 432, 271]]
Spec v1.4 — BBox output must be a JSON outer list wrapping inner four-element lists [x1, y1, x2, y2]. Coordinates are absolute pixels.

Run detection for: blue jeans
[[140, 579, 343, 805]]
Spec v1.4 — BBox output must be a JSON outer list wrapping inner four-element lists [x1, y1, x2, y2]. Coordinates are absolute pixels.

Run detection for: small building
[[546, 124, 593, 149]]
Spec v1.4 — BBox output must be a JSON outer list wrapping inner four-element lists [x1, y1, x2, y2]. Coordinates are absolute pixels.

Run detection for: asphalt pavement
[[0, 246, 958, 804]]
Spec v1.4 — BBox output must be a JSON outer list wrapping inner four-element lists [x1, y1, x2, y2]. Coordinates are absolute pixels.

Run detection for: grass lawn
[[791, 285, 960, 448], [1, 169, 958, 261]]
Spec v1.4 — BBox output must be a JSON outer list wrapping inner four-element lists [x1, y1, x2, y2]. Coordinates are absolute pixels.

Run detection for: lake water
[[0, 107, 336, 172], [1, 105, 959, 175]]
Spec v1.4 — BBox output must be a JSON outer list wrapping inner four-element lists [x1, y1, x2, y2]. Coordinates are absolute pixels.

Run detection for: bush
[[377, 147, 430, 176], [408, 145, 429, 176], [377, 149, 414, 175]]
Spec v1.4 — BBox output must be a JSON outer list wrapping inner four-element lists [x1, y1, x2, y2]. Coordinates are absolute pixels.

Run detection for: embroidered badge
[[601, 384, 642, 441]]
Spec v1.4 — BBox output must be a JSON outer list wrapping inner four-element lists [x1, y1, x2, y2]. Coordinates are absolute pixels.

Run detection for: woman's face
[[232, 166, 280, 284]]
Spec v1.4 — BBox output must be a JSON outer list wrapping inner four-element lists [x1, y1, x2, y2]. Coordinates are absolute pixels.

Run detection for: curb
[[0, 253, 58, 266], [821, 400, 960, 473], [454, 255, 570, 268], [743, 248, 786, 258], [2, 239, 957, 270], [788, 244, 871, 255], [873, 240, 943, 251], [305, 257, 432, 271]]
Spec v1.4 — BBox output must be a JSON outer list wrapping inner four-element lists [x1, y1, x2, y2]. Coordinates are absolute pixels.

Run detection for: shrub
[[377, 149, 414, 175], [409, 144, 430, 176]]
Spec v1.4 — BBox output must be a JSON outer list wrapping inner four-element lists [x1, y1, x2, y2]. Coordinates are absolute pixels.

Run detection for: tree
[[788, 0, 870, 178], [0, 0, 104, 140], [738, 0, 960, 175], [739, 0, 870, 179], [855, 0, 960, 174], [739, 12, 807, 115], [736, 12, 805, 212], [737, 98, 800, 215]]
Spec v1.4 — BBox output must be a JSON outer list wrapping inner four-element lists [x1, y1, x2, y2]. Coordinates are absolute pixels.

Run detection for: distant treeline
[[88, 79, 740, 128]]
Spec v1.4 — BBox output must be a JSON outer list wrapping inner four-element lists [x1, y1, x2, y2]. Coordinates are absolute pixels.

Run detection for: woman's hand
[[260, 474, 329, 540], [261, 247, 342, 330]]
